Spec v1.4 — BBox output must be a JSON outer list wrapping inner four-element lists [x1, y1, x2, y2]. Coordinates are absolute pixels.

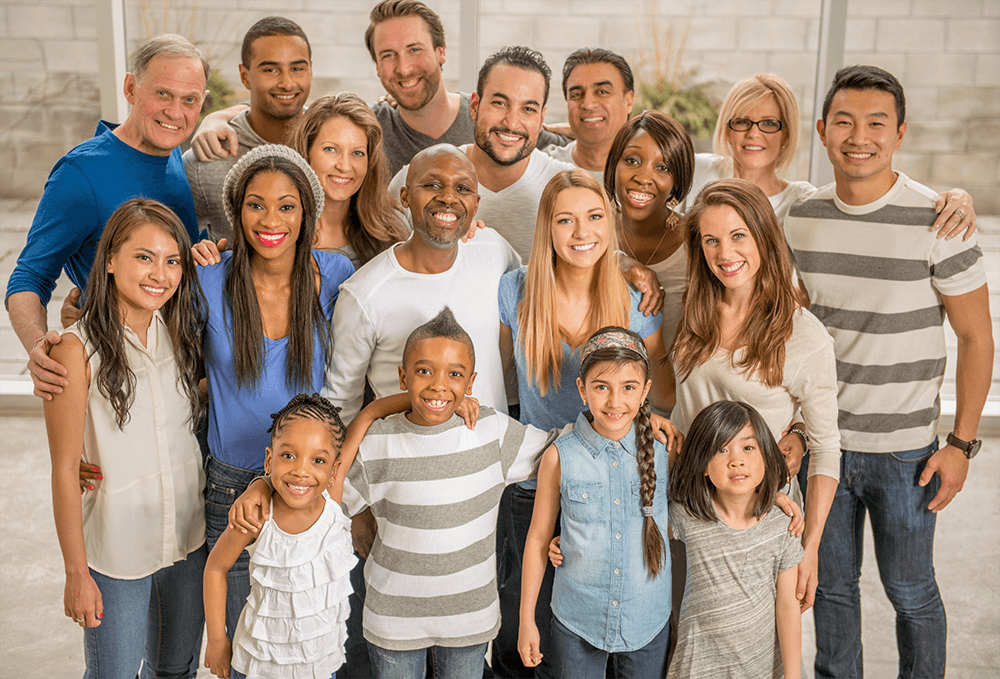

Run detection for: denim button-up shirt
[[551, 412, 671, 652]]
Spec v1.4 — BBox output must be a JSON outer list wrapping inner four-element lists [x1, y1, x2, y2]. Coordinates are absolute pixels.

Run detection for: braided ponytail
[[634, 398, 666, 577]]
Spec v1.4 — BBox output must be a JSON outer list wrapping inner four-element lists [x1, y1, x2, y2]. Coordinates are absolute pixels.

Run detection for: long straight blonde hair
[[518, 170, 630, 396]]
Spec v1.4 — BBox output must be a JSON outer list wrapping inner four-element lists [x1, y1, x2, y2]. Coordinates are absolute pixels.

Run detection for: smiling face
[[704, 423, 766, 501], [728, 95, 786, 175], [308, 116, 369, 205], [550, 186, 610, 270], [564, 62, 634, 147], [107, 221, 183, 329], [614, 129, 674, 224], [265, 417, 338, 512], [401, 150, 480, 250], [240, 170, 303, 263], [372, 15, 445, 111], [398, 337, 477, 427], [698, 204, 761, 298], [577, 360, 651, 441], [122, 55, 206, 156], [819, 88, 906, 198], [240, 34, 312, 122], [471, 64, 547, 167]]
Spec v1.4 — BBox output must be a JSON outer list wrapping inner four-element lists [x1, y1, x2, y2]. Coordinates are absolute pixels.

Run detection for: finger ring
[[955, 209, 965, 220]]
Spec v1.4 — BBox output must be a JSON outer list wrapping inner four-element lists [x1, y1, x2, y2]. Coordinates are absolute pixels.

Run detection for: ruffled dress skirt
[[231, 492, 357, 679]]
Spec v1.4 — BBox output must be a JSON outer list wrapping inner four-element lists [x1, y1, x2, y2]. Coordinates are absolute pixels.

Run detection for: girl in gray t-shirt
[[668, 401, 804, 679]]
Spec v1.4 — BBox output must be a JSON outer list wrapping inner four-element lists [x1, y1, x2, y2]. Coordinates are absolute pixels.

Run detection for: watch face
[[967, 439, 982, 459]]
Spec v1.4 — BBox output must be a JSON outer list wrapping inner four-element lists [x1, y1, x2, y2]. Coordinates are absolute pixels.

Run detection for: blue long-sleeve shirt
[[5, 120, 200, 307]]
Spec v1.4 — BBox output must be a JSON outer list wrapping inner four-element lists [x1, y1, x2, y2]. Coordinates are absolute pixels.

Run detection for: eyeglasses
[[727, 118, 785, 133]]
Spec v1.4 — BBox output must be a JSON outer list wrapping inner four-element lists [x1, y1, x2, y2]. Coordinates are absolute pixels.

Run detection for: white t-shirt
[[325, 228, 521, 423], [389, 146, 576, 262], [684, 153, 815, 223], [540, 140, 605, 184]]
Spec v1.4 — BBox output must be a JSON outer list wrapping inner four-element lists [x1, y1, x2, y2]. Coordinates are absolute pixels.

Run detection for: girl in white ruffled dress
[[204, 393, 356, 679]]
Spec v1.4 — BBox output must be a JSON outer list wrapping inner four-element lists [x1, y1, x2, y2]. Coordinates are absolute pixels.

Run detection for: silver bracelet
[[789, 427, 809, 454]]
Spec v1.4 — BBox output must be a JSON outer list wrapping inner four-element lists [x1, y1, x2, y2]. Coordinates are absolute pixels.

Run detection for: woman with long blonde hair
[[493, 168, 671, 678]]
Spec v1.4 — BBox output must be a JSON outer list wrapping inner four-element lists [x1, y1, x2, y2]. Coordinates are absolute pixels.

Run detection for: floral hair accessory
[[580, 327, 649, 365]]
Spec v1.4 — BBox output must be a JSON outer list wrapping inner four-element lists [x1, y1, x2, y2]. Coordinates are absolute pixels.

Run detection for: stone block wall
[[2, 0, 997, 212]]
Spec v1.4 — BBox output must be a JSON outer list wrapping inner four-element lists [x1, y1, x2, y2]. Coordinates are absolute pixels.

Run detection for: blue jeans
[[231, 670, 334, 679], [550, 616, 669, 679], [369, 642, 488, 679], [338, 554, 374, 678], [807, 441, 946, 679], [83, 544, 206, 679], [493, 484, 557, 679], [204, 454, 257, 641]]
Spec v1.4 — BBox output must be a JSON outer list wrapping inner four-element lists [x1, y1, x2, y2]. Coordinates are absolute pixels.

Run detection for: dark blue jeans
[[338, 554, 374, 678], [83, 544, 206, 679], [493, 484, 557, 679], [369, 642, 489, 679], [204, 454, 257, 642], [807, 441, 946, 679], [550, 617, 669, 679]]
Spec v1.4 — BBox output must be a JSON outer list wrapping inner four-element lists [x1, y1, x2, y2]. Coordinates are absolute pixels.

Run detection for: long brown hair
[[224, 155, 330, 390], [671, 179, 796, 387], [287, 92, 407, 265], [669, 400, 788, 521], [81, 199, 206, 429], [579, 328, 665, 577], [518, 170, 629, 395]]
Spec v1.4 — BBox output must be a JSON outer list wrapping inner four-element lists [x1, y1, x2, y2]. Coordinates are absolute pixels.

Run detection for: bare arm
[[920, 284, 993, 511], [203, 526, 255, 678], [518, 444, 562, 668], [8, 290, 67, 399], [642, 328, 675, 414], [43, 334, 100, 627], [798, 474, 836, 611], [776, 566, 802, 679]]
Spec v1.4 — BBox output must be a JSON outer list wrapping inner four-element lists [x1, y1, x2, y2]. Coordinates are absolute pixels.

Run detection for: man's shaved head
[[400, 144, 480, 251], [405, 143, 478, 188]]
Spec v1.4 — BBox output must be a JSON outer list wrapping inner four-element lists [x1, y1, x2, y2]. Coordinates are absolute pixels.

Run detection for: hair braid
[[268, 393, 347, 453], [634, 398, 665, 577]]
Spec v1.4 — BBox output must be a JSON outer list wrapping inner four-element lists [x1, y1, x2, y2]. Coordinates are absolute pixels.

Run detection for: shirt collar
[[573, 411, 637, 459]]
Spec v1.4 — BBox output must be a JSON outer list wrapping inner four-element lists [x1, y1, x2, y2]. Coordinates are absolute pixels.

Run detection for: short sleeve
[[341, 456, 370, 518], [930, 234, 985, 297], [777, 529, 805, 573], [627, 285, 662, 338], [668, 503, 686, 543], [501, 413, 561, 484], [317, 250, 356, 316], [498, 268, 525, 329]]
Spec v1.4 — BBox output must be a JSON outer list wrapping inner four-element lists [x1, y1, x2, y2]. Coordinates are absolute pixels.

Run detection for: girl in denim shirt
[[518, 327, 675, 679]]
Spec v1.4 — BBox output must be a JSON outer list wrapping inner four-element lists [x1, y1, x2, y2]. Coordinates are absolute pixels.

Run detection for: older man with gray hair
[[6, 34, 209, 399]]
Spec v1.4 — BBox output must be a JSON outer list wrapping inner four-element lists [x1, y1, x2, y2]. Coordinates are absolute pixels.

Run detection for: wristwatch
[[946, 432, 981, 460]]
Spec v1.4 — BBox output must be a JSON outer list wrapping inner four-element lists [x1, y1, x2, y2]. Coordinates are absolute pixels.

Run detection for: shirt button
[[612, 600, 618, 606], [613, 461, 619, 467], [614, 568, 620, 575], [615, 533, 621, 540], [614, 498, 620, 505], [582, 493, 588, 499]]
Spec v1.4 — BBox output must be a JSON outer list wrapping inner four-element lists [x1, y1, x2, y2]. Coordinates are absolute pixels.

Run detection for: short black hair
[[561, 48, 634, 99], [402, 306, 476, 370], [241, 16, 311, 68], [822, 65, 905, 128], [268, 393, 346, 453], [477, 46, 552, 106]]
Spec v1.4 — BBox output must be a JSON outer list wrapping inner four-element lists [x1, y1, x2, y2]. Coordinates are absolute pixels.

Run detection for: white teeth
[[433, 212, 457, 223], [399, 78, 419, 88], [158, 121, 179, 130], [627, 190, 654, 204], [582, 117, 604, 122], [497, 133, 522, 142], [329, 176, 351, 186], [845, 152, 873, 159], [258, 232, 284, 243], [140, 285, 165, 294], [721, 261, 744, 273], [604, 412, 625, 420], [274, 94, 295, 100], [571, 243, 596, 251], [742, 145, 764, 151], [424, 399, 448, 408]]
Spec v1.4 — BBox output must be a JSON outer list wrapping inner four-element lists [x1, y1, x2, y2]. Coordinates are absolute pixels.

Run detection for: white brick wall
[[2, 0, 998, 212]]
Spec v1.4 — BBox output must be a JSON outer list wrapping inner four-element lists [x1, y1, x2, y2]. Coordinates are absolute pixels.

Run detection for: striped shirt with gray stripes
[[342, 407, 559, 651], [785, 173, 985, 452]]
